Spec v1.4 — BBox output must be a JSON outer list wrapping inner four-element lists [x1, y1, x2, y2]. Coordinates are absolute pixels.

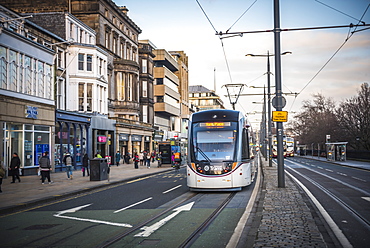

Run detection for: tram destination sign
[[272, 111, 288, 122]]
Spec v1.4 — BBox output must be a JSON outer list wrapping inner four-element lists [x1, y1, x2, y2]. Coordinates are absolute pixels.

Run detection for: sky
[[117, 0, 370, 130]]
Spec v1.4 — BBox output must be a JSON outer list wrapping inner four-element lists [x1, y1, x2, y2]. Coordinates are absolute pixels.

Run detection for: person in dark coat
[[9, 152, 21, 183], [82, 153, 89, 177], [115, 151, 121, 166], [39, 152, 52, 184]]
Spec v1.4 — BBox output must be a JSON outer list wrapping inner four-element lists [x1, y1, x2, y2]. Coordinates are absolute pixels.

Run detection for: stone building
[[189, 85, 225, 111]]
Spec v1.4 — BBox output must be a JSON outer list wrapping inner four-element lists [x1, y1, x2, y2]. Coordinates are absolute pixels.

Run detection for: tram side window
[[242, 128, 250, 160]]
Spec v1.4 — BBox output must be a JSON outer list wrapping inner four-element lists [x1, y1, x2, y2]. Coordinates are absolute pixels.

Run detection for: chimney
[[119, 6, 129, 15]]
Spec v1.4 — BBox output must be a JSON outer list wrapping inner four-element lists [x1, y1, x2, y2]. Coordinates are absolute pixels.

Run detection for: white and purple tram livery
[[187, 109, 257, 191]]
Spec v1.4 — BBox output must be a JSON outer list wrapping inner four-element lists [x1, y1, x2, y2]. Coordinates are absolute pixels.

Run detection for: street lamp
[[245, 51, 291, 169]]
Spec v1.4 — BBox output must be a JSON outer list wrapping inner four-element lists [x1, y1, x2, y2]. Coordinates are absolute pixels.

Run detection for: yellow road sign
[[272, 111, 288, 122]]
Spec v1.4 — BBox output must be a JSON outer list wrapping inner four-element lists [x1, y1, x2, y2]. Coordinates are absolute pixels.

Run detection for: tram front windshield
[[191, 121, 237, 162]]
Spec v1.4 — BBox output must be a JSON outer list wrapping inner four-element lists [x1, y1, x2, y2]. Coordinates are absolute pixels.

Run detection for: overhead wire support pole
[[274, 0, 285, 188], [217, 23, 370, 39]]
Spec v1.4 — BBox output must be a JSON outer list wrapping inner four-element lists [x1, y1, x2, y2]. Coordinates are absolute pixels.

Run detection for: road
[[285, 157, 370, 248], [0, 167, 257, 248]]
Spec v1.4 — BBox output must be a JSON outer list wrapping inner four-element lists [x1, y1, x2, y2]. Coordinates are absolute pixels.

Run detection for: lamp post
[[246, 51, 291, 168]]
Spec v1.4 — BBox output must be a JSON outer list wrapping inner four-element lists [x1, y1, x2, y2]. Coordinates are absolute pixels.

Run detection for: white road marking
[[134, 201, 195, 237], [114, 197, 153, 213], [54, 204, 132, 228], [325, 169, 333, 172], [352, 176, 366, 182], [337, 172, 347, 176], [286, 170, 353, 248], [361, 197, 370, 202], [163, 185, 182, 194]]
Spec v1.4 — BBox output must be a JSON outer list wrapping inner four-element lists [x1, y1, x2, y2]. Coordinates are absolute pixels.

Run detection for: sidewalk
[[0, 162, 173, 214], [299, 155, 370, 171], [251, 159, 328, 247]]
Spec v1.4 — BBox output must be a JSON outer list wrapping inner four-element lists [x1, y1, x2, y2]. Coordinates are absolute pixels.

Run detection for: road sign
[[272, 96, 286, 109], [272, 111, 288, 122]]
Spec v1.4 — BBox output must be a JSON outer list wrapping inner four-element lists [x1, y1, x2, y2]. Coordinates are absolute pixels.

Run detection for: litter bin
[[90, 158, 109, 181]]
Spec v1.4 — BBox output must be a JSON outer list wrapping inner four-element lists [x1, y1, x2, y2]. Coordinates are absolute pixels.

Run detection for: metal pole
[[263, 86, 267, 161], [274, 0, 285, 188], [267, 52, 272, 167]]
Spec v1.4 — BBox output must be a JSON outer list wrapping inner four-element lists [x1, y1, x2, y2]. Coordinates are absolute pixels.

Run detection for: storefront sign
[[119, 133, 129, 141], [144, 136, 151, 142], [97, 136, 107, 143], [131, 135, 142, 142], [25, 106, 38, 119]]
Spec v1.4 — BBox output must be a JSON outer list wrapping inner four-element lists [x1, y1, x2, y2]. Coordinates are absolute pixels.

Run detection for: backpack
[[66, 156, 72, 165]]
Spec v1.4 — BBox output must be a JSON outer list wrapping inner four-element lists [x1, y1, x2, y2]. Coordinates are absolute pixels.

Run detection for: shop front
[[0, 100, 55, 176], [55, 110, 90, 171]]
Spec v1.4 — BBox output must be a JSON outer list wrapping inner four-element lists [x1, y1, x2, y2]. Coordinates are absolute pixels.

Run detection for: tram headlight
[[204, 165, 210, 172]]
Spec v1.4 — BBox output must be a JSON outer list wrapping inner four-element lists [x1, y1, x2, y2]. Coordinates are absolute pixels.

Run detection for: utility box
[[90, 158, 109, 181]]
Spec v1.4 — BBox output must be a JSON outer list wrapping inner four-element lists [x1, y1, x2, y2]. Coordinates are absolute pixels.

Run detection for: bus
[[272, 135, 287, 158], [286, 137, 295, 157], [187, 109, 257, 191]]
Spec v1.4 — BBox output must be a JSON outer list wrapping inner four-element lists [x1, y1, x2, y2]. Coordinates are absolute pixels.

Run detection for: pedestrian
[[0, 163, 5, 192], [9, 152, 21, 183], [133, 153, 139, 169], [82, 153, 89, 177], [115, 151, 121, 166], [157, 152, 162, 168], [63, 152, 73, 179], [146, 151, 151, 168], [39, 151, 52, 184], [124, 150, 131, 164], [139, 151, 144, 166], [151, 151, 156, 163]]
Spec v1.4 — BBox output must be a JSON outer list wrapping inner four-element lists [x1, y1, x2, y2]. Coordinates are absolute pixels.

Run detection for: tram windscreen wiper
[[195, 146, 211, 162]]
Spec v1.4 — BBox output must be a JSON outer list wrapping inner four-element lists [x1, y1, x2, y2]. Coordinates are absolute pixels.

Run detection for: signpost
[[272, 111, 288, 122]]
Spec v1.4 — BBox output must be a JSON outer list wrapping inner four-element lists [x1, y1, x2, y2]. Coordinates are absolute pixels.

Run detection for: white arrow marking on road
[[134, 201, 195, 238], [54, 204, 133, 228]]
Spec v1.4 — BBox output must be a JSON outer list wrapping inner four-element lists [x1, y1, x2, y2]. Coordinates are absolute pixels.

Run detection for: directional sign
[[134, 201, 195, 237], [272, 111, 288, 122]]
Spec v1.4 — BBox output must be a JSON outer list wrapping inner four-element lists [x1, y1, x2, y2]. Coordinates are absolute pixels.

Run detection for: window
[[0, 46, 6, 89], [142, 80, 147, 97], [37, 61, 44, 97], [24, 56, 32, 94], [117, 72, 125, 100], [78, 54, 84, 70], [142, 106, 148, 123], [142, 59, 147, 73], [86, 55, 92, 71], [99, 58, 103, 75], [9, 50, 18, 91], [128, 74, 132, 101], [57, 50, 63, 68], [87, 84, 92, 111]]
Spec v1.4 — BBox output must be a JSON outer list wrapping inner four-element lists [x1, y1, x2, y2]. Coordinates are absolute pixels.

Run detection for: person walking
[[115, 151, 121, 166], [133, 153, 139, 169], [39, 152, 52, 184], [0, 163, 5, 192], [9, 152, 21, 183], [139, 151, 144, 166], [146, 151, 151, 168], [156, 152, 162, 168], [82, 153, 89, 177], [63, 152, 73, 179]]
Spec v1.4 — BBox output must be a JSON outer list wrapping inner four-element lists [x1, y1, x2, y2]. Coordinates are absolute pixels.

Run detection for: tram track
[[97, 191, 237, 248]]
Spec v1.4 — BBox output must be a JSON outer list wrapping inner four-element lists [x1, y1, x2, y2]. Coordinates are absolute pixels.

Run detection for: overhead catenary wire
[[314, 0, 366, 25], [289, 3, 370, 111], [226, 0, 258, 33]]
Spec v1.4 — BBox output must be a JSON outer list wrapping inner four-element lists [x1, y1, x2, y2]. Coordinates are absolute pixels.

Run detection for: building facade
[[189, 85, 225, 111], [0, 5, 57, 175]]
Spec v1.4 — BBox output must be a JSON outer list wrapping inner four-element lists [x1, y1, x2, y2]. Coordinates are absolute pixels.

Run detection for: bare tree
[[290, 93, 340, 146], [337, 83, 370, 151]]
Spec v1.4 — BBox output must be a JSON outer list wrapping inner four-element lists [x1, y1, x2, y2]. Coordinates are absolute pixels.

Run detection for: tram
[[187, 109, 257, 191]]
